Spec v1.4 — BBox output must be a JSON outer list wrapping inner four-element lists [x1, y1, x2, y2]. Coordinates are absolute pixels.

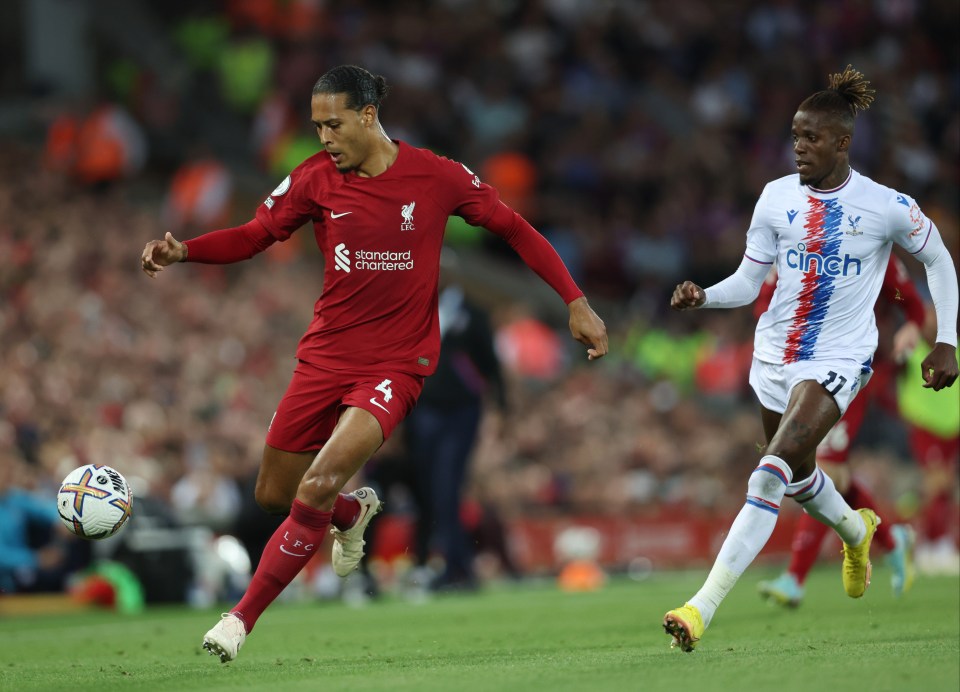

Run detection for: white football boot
[[331, 487, 383, 577], [202, 613, 246, 663]]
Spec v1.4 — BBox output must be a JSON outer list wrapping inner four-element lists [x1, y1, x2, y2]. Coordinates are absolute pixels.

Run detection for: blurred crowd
[[2, 0, 958, 596]]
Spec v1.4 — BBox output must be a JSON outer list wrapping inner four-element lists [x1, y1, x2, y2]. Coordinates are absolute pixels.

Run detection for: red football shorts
[[265, 359, 424, 453]]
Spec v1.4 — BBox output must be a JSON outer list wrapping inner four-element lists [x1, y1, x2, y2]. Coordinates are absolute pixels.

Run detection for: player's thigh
[[256, 445, 315, 514], [342, 369, 424, 444], [298, 367, 421, 499], [760, 406, 782, 446], [767, 380, 840, 475], [760, 404, 819, 475], [298, 407, 385, 508]]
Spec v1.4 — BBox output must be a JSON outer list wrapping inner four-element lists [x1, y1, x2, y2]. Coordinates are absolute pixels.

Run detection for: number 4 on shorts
[[376, 379, 393, 402]]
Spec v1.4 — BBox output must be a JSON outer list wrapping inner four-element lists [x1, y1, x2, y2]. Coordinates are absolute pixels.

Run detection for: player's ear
[[837, 134, 851, 153], [362, 104, 376, 127]]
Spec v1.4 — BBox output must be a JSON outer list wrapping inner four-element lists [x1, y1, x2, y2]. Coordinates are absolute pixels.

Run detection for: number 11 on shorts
[[821, 370, 848, 396]]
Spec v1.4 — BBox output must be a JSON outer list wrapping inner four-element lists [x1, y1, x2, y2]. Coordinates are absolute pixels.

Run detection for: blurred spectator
[[0, 455, 89, 594], [43, 102, 147, 188], [495, 304, 568, 382], [162, 156, 234, 233]]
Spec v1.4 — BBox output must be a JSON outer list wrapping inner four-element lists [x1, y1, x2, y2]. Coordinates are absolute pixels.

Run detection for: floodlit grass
[[0, 565, 957, 692]]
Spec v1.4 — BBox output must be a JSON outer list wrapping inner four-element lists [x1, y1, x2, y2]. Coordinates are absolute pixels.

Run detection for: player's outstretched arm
[[919, 343, 958, 391], [568, 296, 607, 361], [671, 281, 705, 311], [141, 232, 186, 278]]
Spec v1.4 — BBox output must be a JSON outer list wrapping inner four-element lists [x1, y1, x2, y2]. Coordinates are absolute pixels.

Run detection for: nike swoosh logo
[[330, 211, 352, 219], [279, 545, 306, 557], [369, 398, 390, 413]]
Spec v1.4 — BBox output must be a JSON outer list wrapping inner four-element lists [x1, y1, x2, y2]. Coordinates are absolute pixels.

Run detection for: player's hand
[[671, 281, 705, 311], [892, 321, 921, 363], [141, 232, 186, 277], [568, 296, 608, 361], [920, 342, 959, 390]]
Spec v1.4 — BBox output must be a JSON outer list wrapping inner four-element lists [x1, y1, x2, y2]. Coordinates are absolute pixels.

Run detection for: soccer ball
[[56, 464, 133, 540]]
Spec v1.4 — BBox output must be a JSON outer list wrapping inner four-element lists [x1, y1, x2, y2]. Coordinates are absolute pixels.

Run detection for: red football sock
[[843, 479, 894, 553], [331, 493, 361, 531], [922, 491, 952, 542], [787, 512, 830, 585], [231, 499, 332, 633]]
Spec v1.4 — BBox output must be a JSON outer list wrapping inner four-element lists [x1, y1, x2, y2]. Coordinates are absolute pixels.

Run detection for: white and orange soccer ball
[[56, 464, 133, 540]]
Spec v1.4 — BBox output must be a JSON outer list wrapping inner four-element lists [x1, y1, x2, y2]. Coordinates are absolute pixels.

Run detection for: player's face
[[311, 92, 374, 173], [791, 110, 850, 188]]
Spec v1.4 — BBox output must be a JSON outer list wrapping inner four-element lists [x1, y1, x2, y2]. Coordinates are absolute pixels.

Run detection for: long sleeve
[[483, 202, 584, 305], [182, 219, 277, 264], [702, 256, 770, 308], [912, 226, 959, 347]]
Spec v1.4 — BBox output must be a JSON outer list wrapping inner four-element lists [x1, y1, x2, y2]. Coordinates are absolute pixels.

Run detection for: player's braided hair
[[313, 65, 389, 112], [799, 65, 875, 130]]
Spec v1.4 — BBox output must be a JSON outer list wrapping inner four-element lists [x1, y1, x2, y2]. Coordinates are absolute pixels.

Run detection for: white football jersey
[[747, 169, 933, 366]]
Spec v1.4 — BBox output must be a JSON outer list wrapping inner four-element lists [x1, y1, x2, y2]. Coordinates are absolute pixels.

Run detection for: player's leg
[[254, 446, 313, 514], [666, 376, 866, 651], [762, 377, 853, 604], [764, 370, 906, 604], [330, 372, 423, 578], [820, 386, 896, 555], [204, 407, 385, 662], [203, 362, 395, 662], [760, 423, 852, 606], [843, 477, 895, 552], [666, 388, 814, 648], [253, 359, 369, 522], [665, 362, 801, 650], [778, 386, 878, 600]]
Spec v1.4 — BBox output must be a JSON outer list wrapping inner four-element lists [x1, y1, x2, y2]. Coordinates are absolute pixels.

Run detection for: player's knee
[[254, 484, 294, 515], [747, 458, 790, 505], [296, 472, 339, 510], [747, 469, 785, 502]]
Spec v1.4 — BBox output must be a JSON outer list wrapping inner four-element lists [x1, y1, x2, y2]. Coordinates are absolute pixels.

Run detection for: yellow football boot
[[663, 603, 705, 652], [842, 508, 880, 598]]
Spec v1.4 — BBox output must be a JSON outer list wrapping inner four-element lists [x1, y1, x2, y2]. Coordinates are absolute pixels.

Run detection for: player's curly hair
[[313, 65, 389, 112], [799, 65, 875, 131]]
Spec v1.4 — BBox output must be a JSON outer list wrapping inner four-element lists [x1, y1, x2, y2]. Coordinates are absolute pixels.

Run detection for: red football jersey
[[255, 141, 499, 375]]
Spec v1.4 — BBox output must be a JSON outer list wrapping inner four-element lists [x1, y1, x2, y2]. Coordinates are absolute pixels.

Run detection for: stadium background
[[1, 0, 957, 606]]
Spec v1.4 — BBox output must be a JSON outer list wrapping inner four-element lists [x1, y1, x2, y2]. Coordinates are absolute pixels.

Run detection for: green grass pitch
[[1, 566, 957, 691]]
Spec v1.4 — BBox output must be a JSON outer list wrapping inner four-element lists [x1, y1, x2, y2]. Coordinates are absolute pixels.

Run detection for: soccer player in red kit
[[141, 65, 608, 662], [755, 255, 925, 606]]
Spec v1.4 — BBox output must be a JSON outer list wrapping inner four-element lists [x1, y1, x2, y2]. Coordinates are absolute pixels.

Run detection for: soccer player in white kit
[[663, 66, 959, 652]]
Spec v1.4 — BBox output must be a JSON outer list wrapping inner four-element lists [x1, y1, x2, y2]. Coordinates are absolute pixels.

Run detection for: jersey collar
[[806, 168, 854, 195]]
